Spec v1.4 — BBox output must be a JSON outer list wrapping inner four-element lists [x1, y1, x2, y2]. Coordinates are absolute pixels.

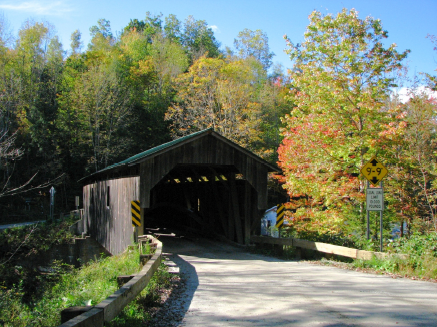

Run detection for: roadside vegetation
[[107, 263, 176, 327], [0, 220, 171, 326], [352, 232, 437, 280], [0, 230, 154, 326], [0, 217, 77, 302]]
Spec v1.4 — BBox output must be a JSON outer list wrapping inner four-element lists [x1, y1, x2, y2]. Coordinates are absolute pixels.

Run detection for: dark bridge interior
[[145, 164, 262, 243]]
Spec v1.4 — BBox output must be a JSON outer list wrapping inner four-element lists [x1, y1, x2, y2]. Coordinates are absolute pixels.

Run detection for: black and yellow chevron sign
[[275, 204, 285, 228], [131, 200, 141, 227]]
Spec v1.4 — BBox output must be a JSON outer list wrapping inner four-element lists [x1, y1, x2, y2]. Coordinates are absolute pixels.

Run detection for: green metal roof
[[80, 128, 279, 182], [80, 128, 214, 181]]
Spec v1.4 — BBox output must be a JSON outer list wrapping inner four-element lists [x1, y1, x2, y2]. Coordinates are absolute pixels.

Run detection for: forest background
[[0, 8, 436, 245]]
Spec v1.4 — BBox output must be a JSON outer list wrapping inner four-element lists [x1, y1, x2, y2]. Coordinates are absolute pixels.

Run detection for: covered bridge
[[79, 128, 279, 254]]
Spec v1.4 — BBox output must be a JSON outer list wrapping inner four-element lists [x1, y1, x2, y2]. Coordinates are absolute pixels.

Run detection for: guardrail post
[[61, 306, 95, 324], [295, 247, 302, 260]]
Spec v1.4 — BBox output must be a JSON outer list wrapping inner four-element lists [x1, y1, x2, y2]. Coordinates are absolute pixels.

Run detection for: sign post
[[49, 186, 56, 221], [75, 196, 80, 211], [361, 157, 388, 252]]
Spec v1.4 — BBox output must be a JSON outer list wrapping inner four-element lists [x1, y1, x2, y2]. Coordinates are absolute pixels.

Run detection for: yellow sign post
[[360, 156, 388, 187], [360, 156, 388, 252]]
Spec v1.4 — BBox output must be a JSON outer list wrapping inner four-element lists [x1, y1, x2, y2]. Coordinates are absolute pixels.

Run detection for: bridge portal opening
[[145, 164, 261, 243]]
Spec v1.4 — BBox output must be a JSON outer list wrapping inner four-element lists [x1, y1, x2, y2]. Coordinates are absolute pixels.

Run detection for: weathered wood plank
[[250, 236, 358, 258], [243, 181, 251, 244], [82, 177, 139, 255], [229, 174, 243, 244], [210, 175, 228, 237], [293, 239, 358, 258]]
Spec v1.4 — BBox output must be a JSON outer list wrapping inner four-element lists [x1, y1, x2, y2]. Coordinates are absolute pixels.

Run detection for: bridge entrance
[[146, 164, 260, 243]]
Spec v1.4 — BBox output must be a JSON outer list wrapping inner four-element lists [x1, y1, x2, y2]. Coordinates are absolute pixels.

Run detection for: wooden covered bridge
[[79, 129, 279, 255]]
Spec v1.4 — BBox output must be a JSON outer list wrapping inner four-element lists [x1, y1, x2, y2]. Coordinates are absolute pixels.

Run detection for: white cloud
[[394, 85, 437, 103], [209, 25, 220, 33], [0, 1, 73, 16]]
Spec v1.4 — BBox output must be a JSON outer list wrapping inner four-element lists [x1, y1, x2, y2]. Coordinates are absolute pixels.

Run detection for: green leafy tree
[[182, 16, 221, 62], [278, 9, 409, 234], [255, 71, 291, 163], [70, 29, 82, 55], [234, 28, 274, 71], [68, 64, 133, 172], [88, 19, 114, 53], [164, 14, 182, 43], [123, 12, 163, 43], [380, 90, 437, 234]]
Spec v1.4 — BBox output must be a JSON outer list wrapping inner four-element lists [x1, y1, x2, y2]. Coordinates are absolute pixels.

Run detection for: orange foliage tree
[[278, 9, 408, 235]]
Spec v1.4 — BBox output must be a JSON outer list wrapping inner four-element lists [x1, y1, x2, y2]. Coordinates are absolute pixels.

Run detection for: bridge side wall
[[83, 176, 140, 255]]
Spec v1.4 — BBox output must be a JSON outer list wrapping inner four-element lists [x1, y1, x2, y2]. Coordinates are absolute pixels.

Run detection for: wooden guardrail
[[250, 236, 408, 260], [58, 235, 162, 327]]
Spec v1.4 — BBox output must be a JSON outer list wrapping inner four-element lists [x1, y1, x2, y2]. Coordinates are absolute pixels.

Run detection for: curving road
[[157, 233, 437, 327]]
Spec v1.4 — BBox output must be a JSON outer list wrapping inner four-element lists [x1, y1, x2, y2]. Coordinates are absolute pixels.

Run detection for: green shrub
[[353, 232, 437, 280]]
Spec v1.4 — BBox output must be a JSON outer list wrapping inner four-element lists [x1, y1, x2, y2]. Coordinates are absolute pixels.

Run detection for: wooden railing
[[250, 235, 408, 260], [58, 235, 162, 327]]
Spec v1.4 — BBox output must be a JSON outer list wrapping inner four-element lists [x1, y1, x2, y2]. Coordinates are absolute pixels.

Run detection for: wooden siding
[[83, 177, 140, 255], [140, 134, 269, 210]]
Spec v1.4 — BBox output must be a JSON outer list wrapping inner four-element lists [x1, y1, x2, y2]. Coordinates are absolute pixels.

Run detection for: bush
[[354, 232, 437, 280]]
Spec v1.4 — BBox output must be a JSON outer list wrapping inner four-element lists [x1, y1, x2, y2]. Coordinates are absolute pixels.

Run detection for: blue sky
[[0, 0, 436, 79]]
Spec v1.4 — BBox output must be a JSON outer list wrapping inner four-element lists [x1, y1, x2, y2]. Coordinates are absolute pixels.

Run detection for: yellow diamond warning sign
[[360, 156, 388, 187]]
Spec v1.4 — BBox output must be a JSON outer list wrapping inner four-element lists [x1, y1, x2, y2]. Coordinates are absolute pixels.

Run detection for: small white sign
[[367, 188, 384, 211]]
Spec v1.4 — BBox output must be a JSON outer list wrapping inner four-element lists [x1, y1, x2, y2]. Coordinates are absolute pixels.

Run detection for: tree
[[380, 89, 437, 234], [166, 56, 261, 150], [425, 34, 437, 91], [70, 29, 82, 55], [88, 19, 113, 52], [123, 12, 163, 43], [181, 16, 221, 62], [278, 9, 409, 234], [234, 28, 274, 71], [0, 12, 13, 49], [164, 14, 182, 43], [255, 70, 291, 163], [69, 64, 132, 172]]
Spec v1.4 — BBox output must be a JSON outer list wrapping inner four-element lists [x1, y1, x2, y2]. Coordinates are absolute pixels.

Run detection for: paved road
[[159, 234, 437, 327], [0, 220, 43, 230]]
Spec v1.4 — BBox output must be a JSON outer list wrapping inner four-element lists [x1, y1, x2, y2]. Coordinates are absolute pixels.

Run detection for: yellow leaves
[[166, 55, 263, 146]]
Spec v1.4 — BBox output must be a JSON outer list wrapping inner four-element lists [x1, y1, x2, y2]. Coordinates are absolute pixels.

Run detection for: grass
[[107, 263, 174, 327], [0, 244, 146, 326], [0, 218, 175, 327], [352, 233, 437, 280]]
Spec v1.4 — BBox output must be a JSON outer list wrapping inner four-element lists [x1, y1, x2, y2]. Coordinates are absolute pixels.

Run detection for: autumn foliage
[[277, 9, 431, 237]]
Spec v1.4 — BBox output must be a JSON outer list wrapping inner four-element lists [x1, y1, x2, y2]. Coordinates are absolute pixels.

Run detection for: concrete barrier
[[58, 236, 162, 327]]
